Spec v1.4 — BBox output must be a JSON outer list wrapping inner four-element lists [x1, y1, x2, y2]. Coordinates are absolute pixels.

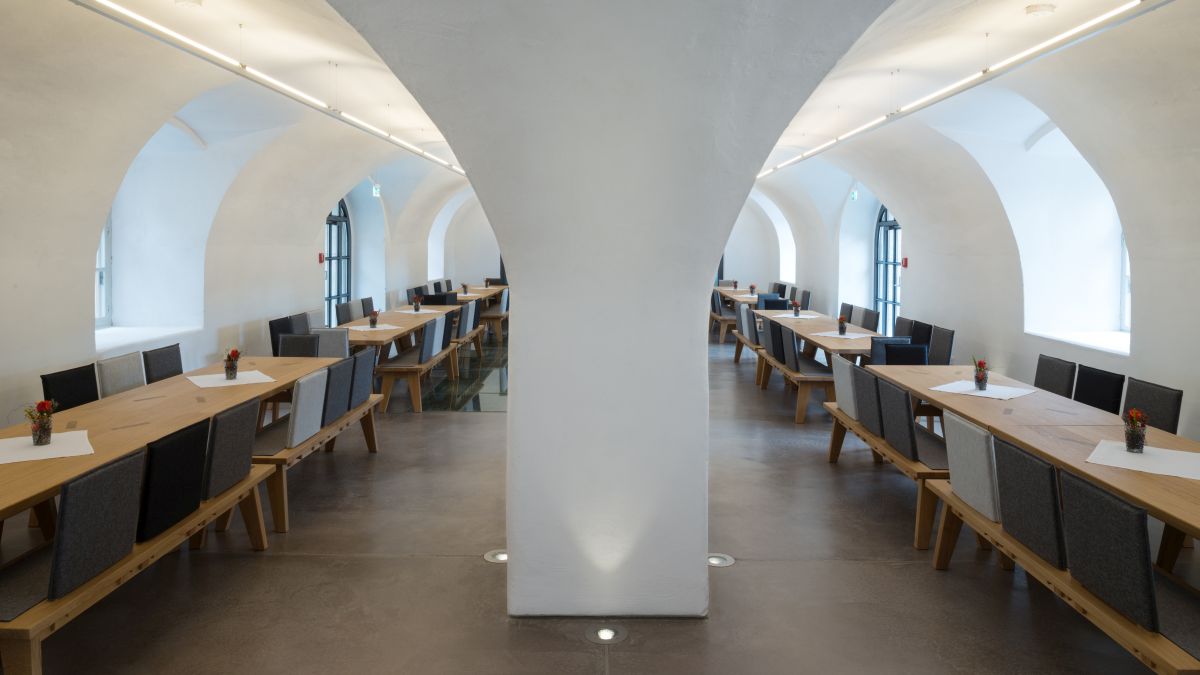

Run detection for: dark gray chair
[[884, 343, 929, 366], [856, 308, 880, 332], [432, 281, 444, 293], [289, 312, 311, 336], [360, 297, 375, 316], [1124, 378, 1184, 434], [202, 399, 259, 501], [278, 334, 320, 358], [877, 378, 948, 469], [993, 438, 1067, 569], [335, 302, 355, 326], [321, 358, 355, 426], [142, 344, 183, 384], [798, 290, 812, 311], [894, 316, 915, 338], [760, 298, 790, 310], [1073, 365, 1126, 415], [137, 419, 209, 542], [851, 366, 883, 438], [838, 302, 855, 323], [425, 292, 458, 305], [928, 326, 955, 366], [268, 316, 294, 357], [910, 321, 933, 346], [406, 287, 420, 305], [40, 364, 99, 411], [869, 336, 911, 365], [1034, 354, 1077, 398], [1059, 471, 1200, 657], [770, 282, 787, 296], [350, 346, 378, 409]]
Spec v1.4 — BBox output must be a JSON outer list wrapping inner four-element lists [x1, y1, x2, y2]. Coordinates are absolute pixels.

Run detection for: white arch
[[426, 187, 477, 279], [748, 188, 797, 283]]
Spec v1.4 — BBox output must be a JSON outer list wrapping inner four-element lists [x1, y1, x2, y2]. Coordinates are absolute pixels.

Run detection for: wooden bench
[[925, 479, 1200, 675], [251, 393, 382, 533], [824, 402, 949, 549], [758, 350, 835, 424], [731, 329, 767, 385], [376, 342, 458, 413], [0, 465, 271, 675]]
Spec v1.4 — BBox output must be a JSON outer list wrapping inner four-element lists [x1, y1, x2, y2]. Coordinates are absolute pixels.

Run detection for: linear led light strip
[[757, 0, 1169, 179], [71, 0, 467, 177]]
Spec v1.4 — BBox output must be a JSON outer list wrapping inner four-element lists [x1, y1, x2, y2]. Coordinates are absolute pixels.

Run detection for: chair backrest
[[335, 302, 355, 326], [289, 312, 311, 336], [910, 321, 933, 346], [894, 316, 914, 337], [798, 289, 811, 310], [766, 320, 786, 363], [1034, 354, 1077, 398], [884, 344, 929, 366], [1073, 364, 1126, 414], [831, 355, 858, 420], [856, 308, 880, 332], [877, 378, 919, 462], [425, 292, 458, 306], [279, 334, 320, 358], [47, 451, 145, 599], [142, 344, 183, 384], [41, 363, 100, 411], [770, 282, 786, 296], [928, 326, 955, 366], [758, 316, 776, 359], [851, 366, 883, 437], [717, 280, 736, 288], [870, 336, 911, 365], [268, 316, 294, 356], [1124, 377, 1184, 434], [306, 307, 326, 330], [96, 352, 145, 399], [943, 411, 1001, 522], [739, 304, 759, 345], [419, 316, 448, 364], [137, 419, 209, 542], [311, 327, 350, 359], [433, 280, 444, 293], [457, 301, 478, 338], [444, 278, 453, 291], [781, 326, 802, 372], [349, 301, 364, 322], [497, 287, 510, 313], [1059, 471, 1159, 631], [417, 284, 431, 296], [754, 293, 781, 309], [441, 311, 456, 350], [993, 438, 1068, 569], [350, 346, 377, 409], [838, 302, 855, 323], [360, 297, 375, 316], [733, 298, 746, 335], [322, 358, 355, 426], [406, 287, 419, 305], [710, 290, 721, 314], [287, 369, 329, 448], [202, 398, 259, 500], [761, 298, 790, 310]]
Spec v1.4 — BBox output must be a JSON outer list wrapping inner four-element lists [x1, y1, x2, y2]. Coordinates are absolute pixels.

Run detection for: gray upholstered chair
[[306, 307, 326, 330], [1124, 377, 1184, 434], [269, 316, 294, 356], [137, 419, 209, 542], [831, 355, 858, 420], [928, 326, 955, 366], [432, 280, 444, 293], [869, 336, 911, 365], [311, 327, 351, 359], [96, 352, 145, 398], [279, 334, 320, 357], [797, 290, 812, 311], [910, 321, 933, 346], [877, 378, 948, 469], [1033, 354, 1077, 398], [838, 302, 855, 323], [457, 301, 477, 340], [289, 312, 311, 336], [349, 301, 364, 322], [202, 399, 259, 500], [893, 316, 914, 338], [0, 451, 146, 620], [943, 411, 1001, 521], [851, 366, 883, 438], [738, 303, 759, 346], [717, 280, 737, 288], [321, 358, 355, 426], [41, 364, 99, 411], [349, 346, 378, 409], [1073, 365, 1126, 415], [142, 344, 183, 384], [360, 297, 375, 316], [255, 369, 328, 455], [335, 302, 355, 326], [1059, 471, 1200, 657], [993, 438, 1067, 569], [856, 308, 881, 333]]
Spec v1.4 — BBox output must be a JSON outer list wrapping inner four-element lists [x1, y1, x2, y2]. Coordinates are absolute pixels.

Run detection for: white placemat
[[397, 309, 439, 314], [929, 379, 1035, 400], [1087, 439, 1200, 481], [772, 313, 819, 319], [187, 370, 276, 388], [348, 323, 401, 331], [811, 330, 872, 339], [0, 430, 95, 465]]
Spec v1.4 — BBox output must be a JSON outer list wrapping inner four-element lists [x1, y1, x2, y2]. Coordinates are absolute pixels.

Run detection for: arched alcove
[[443, 196, 502, 284], [425, 187, 476, 281], [746, 189, 797, 283], [723, 202, 780, 284]]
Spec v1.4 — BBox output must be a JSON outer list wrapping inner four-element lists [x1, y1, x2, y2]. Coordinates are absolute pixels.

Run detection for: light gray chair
[[306, 307, 326, 330], [943, 411, 1001, 521], [928, 326, 955, 366], [1124, 377, 1184, 434], [349, 301, 364, 322], [831, 355, 858, 420], [1034, 354, 1076, 398], [993, 438, 1068, 569], [878, 378, 948, 469], [279, 334, 320, 358], [718, 280, 737, 288], [96, 352, 145, 398], [255, 368, 328, 455], [894, 316, 914, 338], [311, 327, 351, 359]]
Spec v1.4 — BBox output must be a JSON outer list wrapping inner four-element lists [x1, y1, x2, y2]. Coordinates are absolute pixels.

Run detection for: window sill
[[95, 326, 200, 356], [1026, 330, 1130, 356]]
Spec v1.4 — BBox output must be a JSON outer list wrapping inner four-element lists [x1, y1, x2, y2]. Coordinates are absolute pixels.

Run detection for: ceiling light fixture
[[1025, 4, 1057, 17], [72, 0, 465, 177], [758, 0, 1161, 178]]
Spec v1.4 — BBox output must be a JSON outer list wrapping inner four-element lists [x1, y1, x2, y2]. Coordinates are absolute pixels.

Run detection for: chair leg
[[794, 384, 812, 424], [407, 373, 424, 413], [266, 468, 289, 533], [914, 479, 938, 550], [828, 420, 847, 463], [0, 637, 41, 675], [932, 506, 964, 570], [360, 410, 379, 453], [238, 486, 270, 551]]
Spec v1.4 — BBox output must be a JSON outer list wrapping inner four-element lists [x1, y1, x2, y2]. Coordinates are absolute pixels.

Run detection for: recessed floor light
[[707, 553, 735, 567], [585, 625, 628, 645], [483, 549, 508, 563]]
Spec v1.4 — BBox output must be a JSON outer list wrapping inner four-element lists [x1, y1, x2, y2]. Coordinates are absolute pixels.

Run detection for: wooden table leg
[[360, 410, 379, 453], [933, 506, 963, 570], [0, 637, 41, 675], [238, 487, 270, 551], [914, 479, 938, 550], [828, 421, 847, 463], [31, 499, 57, 541], [1157, 524, 1187, 572]]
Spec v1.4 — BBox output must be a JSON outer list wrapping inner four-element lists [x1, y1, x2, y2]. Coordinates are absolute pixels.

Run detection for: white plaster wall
[[837, 182, 881, 311], [722, 205, 779, 286], [347, 178, 389, 311], [444, 198, 501, 285]]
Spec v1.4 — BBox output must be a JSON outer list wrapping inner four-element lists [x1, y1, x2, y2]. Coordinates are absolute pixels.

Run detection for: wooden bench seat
[[759, 350, 835, 424], [376, 344, 458, 413], [731, 329, 767, 385], [824, 401, 949, 549], [251, 393, 382, 533], [925, 479, 1200, 675], [0, 464, 271, 675], [453, 323, 486, 361]]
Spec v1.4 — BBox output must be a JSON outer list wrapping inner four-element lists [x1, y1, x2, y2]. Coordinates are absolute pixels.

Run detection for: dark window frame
[[873, 205, 901, 337], [325, 200, 352, 326]]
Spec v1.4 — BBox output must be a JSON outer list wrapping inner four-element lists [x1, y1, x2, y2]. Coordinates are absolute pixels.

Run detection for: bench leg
[[324, 438, 337, 453], [794, 384, 812, 424], [1157, 524, 1187, 572], [754, 356, 764, 386], [998, 551, 1016, 571], [27, 510, 38, 528], [266, 468, 290, 534], [759, 363, 772, 389], [31, 499, 57, 541], [718, 323, 729, 344], [828, 420, 847, 463], [379, 375, 396, 413], [1184, 536, 1194, 549], [824, 382, 836, 404], [975, 533, 992, 551], [914, 479, 938, 550], [932, 506, 963, 570], [407, 373, 424, 413], [189, 527, 208, 550], [473, 333, 484, 357], [0, 637, 41, 675], [238, 486, 270, 551], [733, 340, 744, 363], [215, 508, 235, 532], [448, 346, 460, 380], [360, 410, 379, 453]]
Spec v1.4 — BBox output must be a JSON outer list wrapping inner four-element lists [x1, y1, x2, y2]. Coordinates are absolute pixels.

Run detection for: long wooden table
[[715, 286, 762, 306], [345, 305, 460, 349], [0, 356, 336, 524], [753, 308, 878, 358], [453, 285, 503, 304]]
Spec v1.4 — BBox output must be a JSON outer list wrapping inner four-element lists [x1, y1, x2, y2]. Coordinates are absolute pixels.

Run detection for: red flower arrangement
[[749, 284, 757, 295], [1124, 408, 1148, 452], [369, 309, 380, 327], [225, 347, 241, 362], [837, 314, 847, 335], [224, 347, 241, 380], [413, 295, 424, 312], [25, 399, 57, 446], [972, 355, 989, 390], [791, 300, 801, 316]]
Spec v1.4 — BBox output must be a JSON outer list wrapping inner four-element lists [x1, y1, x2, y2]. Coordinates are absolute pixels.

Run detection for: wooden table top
[[345, 305, 460, 346], [0, 356, 336, 519], [454, 286, 503, 303], [754, 309, 879, 356], [715, 287, 762, 304]]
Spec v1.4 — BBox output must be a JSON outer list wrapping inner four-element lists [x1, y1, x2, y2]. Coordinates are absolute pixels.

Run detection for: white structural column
[[329, 0, 892, 616]]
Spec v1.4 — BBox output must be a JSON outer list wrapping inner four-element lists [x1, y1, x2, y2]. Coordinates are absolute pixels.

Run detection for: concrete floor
[[3, 343, 1187, 673]]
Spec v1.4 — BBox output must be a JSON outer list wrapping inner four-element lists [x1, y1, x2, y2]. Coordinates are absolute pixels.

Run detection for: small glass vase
[[975, 370, 988, 391], [32, 419, 51, 446], [462, 285, 469, 295], [369, 317, 378, 328], [414, 303, 422, 313], [224, 359, 238, 380], [732, 281, 738, 290], [793, 308, 800, 317], [838, 321, 847, 335], [1125, 426, 1146, 453]]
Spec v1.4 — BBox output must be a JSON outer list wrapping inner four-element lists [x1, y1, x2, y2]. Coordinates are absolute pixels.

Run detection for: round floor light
[[707, 553, 735, 567], [585, 625, 628, 645], [484, 549, 508, 563]]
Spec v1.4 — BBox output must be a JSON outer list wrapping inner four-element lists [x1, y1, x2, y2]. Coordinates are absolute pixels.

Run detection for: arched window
[[874, 205, 901, 336], [324, 200, 352, 326]]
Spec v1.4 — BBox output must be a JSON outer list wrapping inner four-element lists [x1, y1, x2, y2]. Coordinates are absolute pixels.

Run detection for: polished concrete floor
[[2, 340, 1191, 673]]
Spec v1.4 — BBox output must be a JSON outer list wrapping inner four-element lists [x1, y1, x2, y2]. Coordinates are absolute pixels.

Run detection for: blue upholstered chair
[[869, 336, 911, 365], [910, 321, 933, 346], [884, 344, 929, 365]]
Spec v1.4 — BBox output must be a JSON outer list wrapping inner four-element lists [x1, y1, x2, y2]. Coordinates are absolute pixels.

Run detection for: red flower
[[229, 349, 240, 361], [977, 360, 987, 369], [1125, 408, 1148, 426], [838, 315, 846, 322], [35, 400, 53, 414], [792, 300, 800, 308], [370, 310, 380, 318]]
